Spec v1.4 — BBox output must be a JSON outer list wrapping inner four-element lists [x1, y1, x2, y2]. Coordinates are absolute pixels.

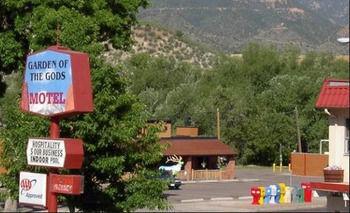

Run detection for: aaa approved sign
[[19, 172, 47, 206]]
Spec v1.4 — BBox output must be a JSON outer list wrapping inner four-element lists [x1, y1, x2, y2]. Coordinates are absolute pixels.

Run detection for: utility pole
[[279, 143, 283, 172], [217, 108, 221, 140], [295, 106, 302, 152]]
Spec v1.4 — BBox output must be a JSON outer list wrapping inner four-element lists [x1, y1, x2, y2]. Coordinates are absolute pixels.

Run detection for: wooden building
[[158, 122, 237, 181]]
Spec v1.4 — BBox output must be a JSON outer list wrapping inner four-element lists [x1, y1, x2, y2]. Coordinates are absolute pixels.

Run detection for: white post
[[279, 143, 283, 172]]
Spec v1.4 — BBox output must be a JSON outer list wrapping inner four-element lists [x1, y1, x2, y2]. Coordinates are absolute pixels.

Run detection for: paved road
[[137, 166, 330, 212], [151, 198, 328, 212], [165, 166, 323, 203]]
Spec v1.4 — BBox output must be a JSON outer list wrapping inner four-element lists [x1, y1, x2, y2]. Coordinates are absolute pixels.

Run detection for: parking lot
[[156, 166, 328, 212], [165, 166, 323, 202]]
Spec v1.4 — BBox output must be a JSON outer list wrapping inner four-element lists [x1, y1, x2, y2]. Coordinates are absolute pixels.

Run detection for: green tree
[[242, 43, 282, 93], [233, 46, 348, 164], [126, 53, 201, 122], [0, 0, 168, 211], [122, 32, 347, 167]]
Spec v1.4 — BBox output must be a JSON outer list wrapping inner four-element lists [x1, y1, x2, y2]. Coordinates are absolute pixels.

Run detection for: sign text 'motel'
[[21, 45, 93, 117], [27, 138, 84, 169]]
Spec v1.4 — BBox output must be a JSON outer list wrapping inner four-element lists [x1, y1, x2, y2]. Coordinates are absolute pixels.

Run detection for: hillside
[[103, 24, 218, 68], [103, 23, 349, 70], [137, 0, 349, 54]]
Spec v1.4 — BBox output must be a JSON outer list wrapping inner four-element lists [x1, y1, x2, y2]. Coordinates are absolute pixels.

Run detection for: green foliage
[[175, 30, 184, 39], [0, 31, 24, 95], [126, 53, 201, 121], [0, 32, 23, 74], [242, 43, 283, 92], [126, 43, 349, 166], [0, 73, 49, 199], [0, 0, 169, 211]]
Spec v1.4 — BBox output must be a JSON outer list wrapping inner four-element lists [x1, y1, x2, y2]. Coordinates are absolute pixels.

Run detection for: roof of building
[[315, 79, 350, 109], [160, 137, 236, 156]]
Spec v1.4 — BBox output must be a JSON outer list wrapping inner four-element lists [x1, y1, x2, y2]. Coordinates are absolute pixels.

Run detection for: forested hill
[[138, 0, 349, 54]]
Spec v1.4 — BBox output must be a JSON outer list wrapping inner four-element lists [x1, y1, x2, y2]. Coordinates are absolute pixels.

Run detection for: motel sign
[[19, 45, 93, 212], [21, 45, 93, 116]]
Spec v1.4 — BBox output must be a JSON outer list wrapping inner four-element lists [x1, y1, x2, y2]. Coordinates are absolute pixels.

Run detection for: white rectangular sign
[[27, 138, 66, 167], [19, 172, 47, 206]]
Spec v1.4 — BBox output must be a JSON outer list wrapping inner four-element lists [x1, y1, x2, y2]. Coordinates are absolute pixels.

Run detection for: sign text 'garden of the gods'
[[21, 46, 93, 117]]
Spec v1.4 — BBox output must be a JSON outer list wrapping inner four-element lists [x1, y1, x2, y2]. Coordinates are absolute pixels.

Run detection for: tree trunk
[[68, 204, 75, 213]]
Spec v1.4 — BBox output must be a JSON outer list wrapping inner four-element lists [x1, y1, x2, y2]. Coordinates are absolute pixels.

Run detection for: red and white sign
[[50, 174, 84, 195], [19, 172, 47, 206], [21, 45, 93, 117], [27, 138, 84, 169]]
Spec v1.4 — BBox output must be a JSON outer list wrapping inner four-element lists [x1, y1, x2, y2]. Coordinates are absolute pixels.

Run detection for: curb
[[182, 178, 259, 184], [181, 198, 204, 203], [240, 178, 259, 182], [237, 196, 253, 200], [210, 197, 234, 201], [181, 196, 251, 203]]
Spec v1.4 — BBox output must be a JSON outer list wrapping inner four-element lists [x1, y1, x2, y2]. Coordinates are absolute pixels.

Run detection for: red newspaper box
[[301, 182, 312, 202], [251, 187, 261, 205]]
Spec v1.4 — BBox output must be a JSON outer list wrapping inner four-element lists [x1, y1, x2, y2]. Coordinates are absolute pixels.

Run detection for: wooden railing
[[192, 169, 223, 180], [176, 170, 188, 180]]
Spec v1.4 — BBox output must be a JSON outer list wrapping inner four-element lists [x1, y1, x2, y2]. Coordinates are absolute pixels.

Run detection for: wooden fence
[[291, 153, 328, 176], [192, 169, 223, 180]]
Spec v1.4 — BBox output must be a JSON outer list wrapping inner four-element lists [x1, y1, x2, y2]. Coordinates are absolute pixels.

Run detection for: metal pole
[[217, 108, 220, 140], [47, 117, 59, 212], [289, 168, 292, 187], [319, 139, 329, 154], [279, 143, 283, 172], [50, 117, 60, 138], [295, 106, 302, 152]]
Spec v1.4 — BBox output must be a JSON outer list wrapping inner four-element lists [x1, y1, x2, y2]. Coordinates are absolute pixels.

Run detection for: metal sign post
[[48, 117, 59, 212]]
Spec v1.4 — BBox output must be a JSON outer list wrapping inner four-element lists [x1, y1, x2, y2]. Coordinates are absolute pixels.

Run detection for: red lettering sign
[[49, 174, 84, 195], [29, 92, 65, 104]]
